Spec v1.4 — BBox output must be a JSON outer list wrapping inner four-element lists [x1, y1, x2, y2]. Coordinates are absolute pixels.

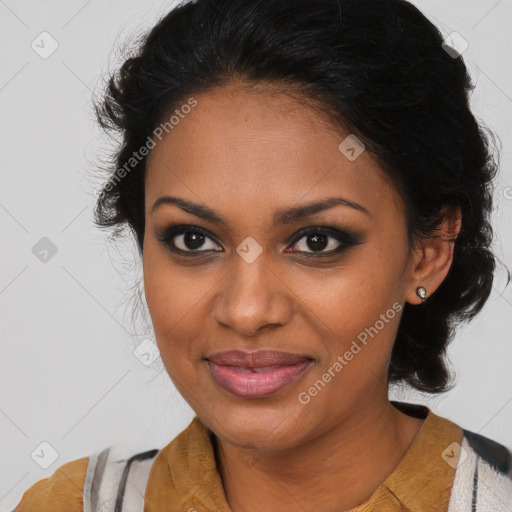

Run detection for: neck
[[215, 395, 426, 512]]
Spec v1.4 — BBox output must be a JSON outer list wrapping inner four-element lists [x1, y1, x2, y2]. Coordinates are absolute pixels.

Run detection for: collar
[[144, 402, 463, 512]]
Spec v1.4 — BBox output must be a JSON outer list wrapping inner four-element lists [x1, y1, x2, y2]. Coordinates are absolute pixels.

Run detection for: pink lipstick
[[206, 349, 313, 398]]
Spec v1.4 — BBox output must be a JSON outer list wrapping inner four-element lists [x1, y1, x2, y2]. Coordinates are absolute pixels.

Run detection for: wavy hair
[[92, 0, 503, 393]]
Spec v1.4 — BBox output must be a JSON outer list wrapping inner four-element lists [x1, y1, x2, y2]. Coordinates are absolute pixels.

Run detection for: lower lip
[[207, 360, 313, 399]]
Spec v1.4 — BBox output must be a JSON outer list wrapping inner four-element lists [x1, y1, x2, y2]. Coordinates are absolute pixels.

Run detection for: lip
[[205, 350, 314, 399]]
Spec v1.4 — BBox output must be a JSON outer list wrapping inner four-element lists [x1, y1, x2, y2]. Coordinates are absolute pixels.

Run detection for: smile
[[207, 359, 313, 398]]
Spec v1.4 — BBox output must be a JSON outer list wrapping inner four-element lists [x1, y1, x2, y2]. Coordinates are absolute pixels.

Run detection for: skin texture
[[143, 83, 462, 511]]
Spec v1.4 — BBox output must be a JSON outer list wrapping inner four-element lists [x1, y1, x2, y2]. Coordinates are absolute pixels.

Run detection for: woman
[[13, 0, 512, 510]]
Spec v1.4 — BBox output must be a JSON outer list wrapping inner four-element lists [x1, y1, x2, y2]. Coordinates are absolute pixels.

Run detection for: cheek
[[143, 264, 205, 394], [288, 259, 399, 337], [314, 284, 400, 373], [290, 248, 405, 380], [143, 247, 202, 330], [142, 246, 215, 377], [296, 278, 402, 419]]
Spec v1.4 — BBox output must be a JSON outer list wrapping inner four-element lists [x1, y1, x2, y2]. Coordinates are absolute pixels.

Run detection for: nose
[[212, 251, 294, 337]]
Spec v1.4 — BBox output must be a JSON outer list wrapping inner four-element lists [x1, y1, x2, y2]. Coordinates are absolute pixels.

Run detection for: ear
[[406, 205, 462, 305]]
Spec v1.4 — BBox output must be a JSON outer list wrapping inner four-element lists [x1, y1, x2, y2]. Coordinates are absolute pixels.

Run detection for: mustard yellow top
[[13, 407, 463, 512]]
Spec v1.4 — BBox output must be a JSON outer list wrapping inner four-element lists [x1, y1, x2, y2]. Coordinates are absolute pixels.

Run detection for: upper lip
[[206, 349, 313, 368]]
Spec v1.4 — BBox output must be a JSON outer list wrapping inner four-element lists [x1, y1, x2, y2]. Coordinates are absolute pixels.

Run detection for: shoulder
[[448, 428, 512, 511], [12, 446, 160, 512], [12, 456, 89, 512], [82, 445, 160, 511], [462, 428, 512, 475]]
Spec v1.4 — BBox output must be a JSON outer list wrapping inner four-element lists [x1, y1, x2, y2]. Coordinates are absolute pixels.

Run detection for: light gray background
[[1, 0, 511, 509]]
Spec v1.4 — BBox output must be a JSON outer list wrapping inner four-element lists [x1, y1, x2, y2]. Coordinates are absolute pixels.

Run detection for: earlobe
[[406, 206, 462, 305]]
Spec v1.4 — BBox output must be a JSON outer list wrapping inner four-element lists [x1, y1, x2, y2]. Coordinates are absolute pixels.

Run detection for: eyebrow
[[151, 195, 370, 226]]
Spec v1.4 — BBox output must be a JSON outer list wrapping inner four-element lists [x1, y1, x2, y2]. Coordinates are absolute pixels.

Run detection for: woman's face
[[143, 84, 419, 450]]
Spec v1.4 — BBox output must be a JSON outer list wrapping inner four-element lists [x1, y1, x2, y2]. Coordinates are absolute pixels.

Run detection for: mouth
[[204, 349, 314, 399]]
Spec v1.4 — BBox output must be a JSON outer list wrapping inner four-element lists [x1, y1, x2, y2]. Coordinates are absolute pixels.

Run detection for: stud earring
[[416, 286, 427, 303]]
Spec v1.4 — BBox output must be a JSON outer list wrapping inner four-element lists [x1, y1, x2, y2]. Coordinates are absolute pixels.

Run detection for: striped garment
[[81, 425, 512, 511], [447, 429, 512, 511], [12, 403, 512, 511], [82, 447, 158, 512]]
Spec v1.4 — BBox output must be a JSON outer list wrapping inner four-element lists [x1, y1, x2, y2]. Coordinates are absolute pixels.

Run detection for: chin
[[198, 398, 316, 450]]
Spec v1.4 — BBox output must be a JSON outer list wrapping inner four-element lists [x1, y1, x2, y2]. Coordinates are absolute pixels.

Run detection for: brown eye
[[156, 226, 222, 254], [156, 224, 362, 258], [286, 227, 359, 255]]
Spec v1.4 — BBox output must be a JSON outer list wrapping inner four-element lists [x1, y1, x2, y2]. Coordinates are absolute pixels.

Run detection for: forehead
[[145, 85, 399, 222]]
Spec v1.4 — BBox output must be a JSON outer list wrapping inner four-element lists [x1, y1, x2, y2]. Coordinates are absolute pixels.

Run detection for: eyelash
[[155, 224, 361, 258]]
